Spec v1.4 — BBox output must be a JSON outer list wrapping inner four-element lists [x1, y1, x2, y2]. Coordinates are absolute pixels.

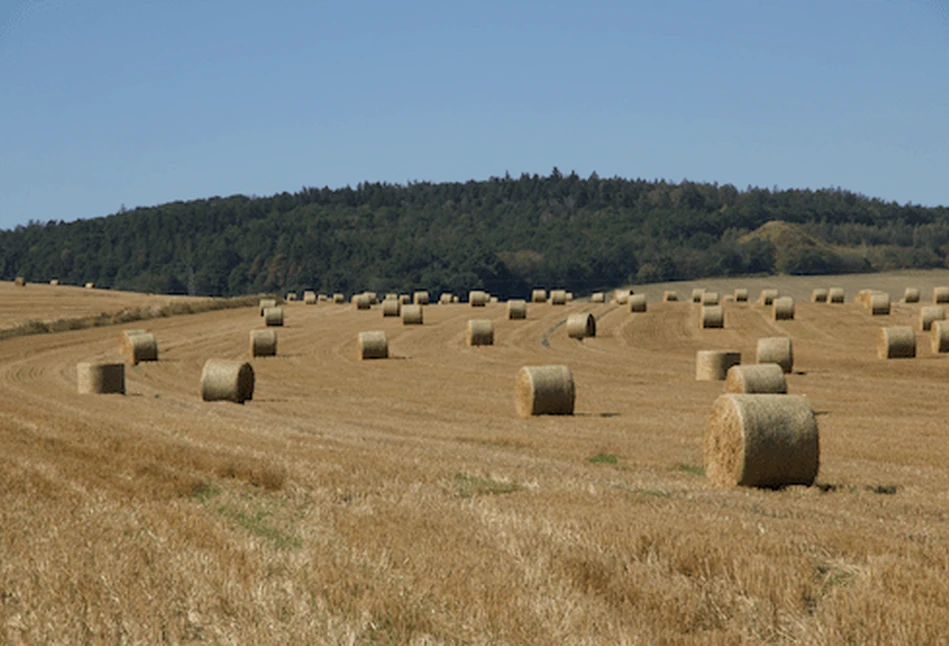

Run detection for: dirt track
[[2, 278, 949, 643]]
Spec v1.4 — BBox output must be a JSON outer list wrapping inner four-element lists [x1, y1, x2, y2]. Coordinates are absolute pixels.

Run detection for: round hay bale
[[531, 289, 547, 303], [758, 289, 778, 306], [733, 288, 749, 302], [413, 291, 430, 305], [303, 290, 317, 305], [332, 293, 345, 304], [263, 306, 284, 327], [934, 286, 949, 304], [931, 320, 949, 353], [466, 319, 494, 346], [919, 305, 945, 331], [590, 292, 605, 303], [438, 293, 453, 305], [756, 337, 793, 373], [84, 282, 95, 289], [358, 331, 388, 359], [489, 296, 499, 304], [514, 365, 575, 417], [123, 332, 158, 365], [250, 329, 277, 357], [200, 359, 254, 403], [382, 298, 401, 317], [13, 277, 25, 287], [691, 288, 705, 303], [368, 293, 379, 305], [700, 305, 724, 329], [286, 293, 297, 302], [904, 287, 920, 303], [318, 294, 329, 302], [869, 293, 890, 316], [469, 290, 488, 307], [49, 279, 60, 286], [258, 298, 277, 315], [613, 290, 630, 305], [628, 293, 647, 312], [402, 304, 424, 325], [508, 299, 527, 320], [695, 350, 741, 381], [828, 287, 845, 303], [705, 394, 819, 488], [772, 297, 795, 321], [352, 293, 371, 309], [877, 326, 915, 359], [566, 312, 596, 339], [77, 362, 125, 394], [451, 296, 459, 303], [811, 288, 828, 303], [701, 292, 720, 306], [565, 292, 573, 303], [725, 364, 787, 394], [663, 290, 678, 302], [550, 289, 567, 305]]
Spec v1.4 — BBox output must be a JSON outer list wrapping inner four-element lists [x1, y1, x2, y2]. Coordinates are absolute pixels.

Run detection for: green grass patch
[[189, 481, 222, 504], [216, 505, 302, 550], [588, 453, 619, 465], [677, 464, 705, 477], [452, 473, 519, 498]]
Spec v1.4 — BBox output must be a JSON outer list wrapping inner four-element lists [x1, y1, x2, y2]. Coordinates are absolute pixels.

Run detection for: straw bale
[[382, 298, 401, 317], [353, 293, 371, 310], [77, 362, 125, 395], [756, 337, 793, 373], [691, 288, 705, 303], [877, 326, 915, 359], [358, 331, 388, 360], [591, 292, 605, 303], [550, 289, 567, 305], [469, 290, 488, 307], [700, 305, 724, 329], [200, 359, 254, 403], [811, 288, 828, 303], [934, 286, 949, 304], [705, 394, 819, 488], [725, 364, 787, 394], [332, 293, 345, 304], [413, 291, 430, 305], [507, 299, 527, 320], [452, 296, 459, 303], [733, 288, 748, 302], [49, 279, 59, 286], [263, 306, 284, 327], [694, 350, 741, 381], [701, 292, 720, 306], [439, 293, 453, 305], [303, 291, 317, 305], [565, 293, 573, 303], [14, 277, 25, 287], [531, 289, 547, 303], [869, 293, 890, 316], [614, 289, 631, 305], [904, 287, 920, 303], [772, 297, 795, 321], [931, 320, 949, 353], [250, 329, 277, 357], [758, 289, 778, 306], [514, 365, 575, 417], [919, 305, 945, 331], [566, 312, 596, 339], [318, 294, 329, 302], [490, 296, 499, 304], [286, 293, 297, 302], [828, 287, 845, 303], [122, 331, 158, 365], [84, 282, 95, 289], [663, 291, 678, 302], [402, 304, 424, 325], [466, 319, 494, 346], [258, 298, 277, 315], [628, 294, 647, 312]]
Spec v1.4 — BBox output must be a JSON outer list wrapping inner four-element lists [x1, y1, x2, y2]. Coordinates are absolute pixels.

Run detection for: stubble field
[[2, 271, 949, 644]]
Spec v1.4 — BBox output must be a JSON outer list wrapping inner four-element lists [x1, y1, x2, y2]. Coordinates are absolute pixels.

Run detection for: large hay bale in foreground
[[77, 362, 125, 395], [353, 293, 371, 310], [758, 289, 778, 306], [931, 320, 949, 353], [700, 306, 724, 329], [628, 294, 647, 312], [869, 293, 890, 316], [705, 394, 819, 488], [663, 290, 678, 302], [550, 289, 567, 305], [772, 297, 795, 321], [695, 350, 741, 381], [904, 287, 920, 303], [756, 337, 793, 373], [591, 292, 605, 303], [508, 299, 527, 320], [701, 291, 720, 306], [531, 289, 547, 303], [14, 277, 25, 287], [258, 298, 277, 315], [402, 304, 424, 325], [121, 331, 158, 365], [515, 365, 575, 417], [811, 288, 828, 303], [263, 306, 284, 327], [934, 286, 949, 304], [919, 305, 945, 331], [200, 359, 254, 403], [250, 329, 277, 357], [469, 290, 488, 307], [303, 290, 317, 305], [566, 312, 596, 338], [877, 326, 915, 359], [413, 291, 430, 305], [733, 288, 748, 302], [828, 287, 845, 303], [466, 319, 494, 346], [382, 298, 401, 317], [691, 288, 705, 303], [725, 364, 787, 394], [357, 331, 388, 360]]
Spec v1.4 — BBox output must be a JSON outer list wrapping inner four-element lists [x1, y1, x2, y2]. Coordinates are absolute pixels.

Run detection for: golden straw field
[[3, 271, 949, 644]]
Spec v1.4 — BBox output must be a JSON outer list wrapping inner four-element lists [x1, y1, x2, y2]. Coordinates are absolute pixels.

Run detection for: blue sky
[[1, 0, 947, 230]]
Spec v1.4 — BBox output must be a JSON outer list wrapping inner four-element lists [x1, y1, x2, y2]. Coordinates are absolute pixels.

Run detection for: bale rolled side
[[691, 288, 705, 303], [507, 299, 527, 320], [382, 298, 401, 317], [705, 394, 819, 488], [263, 306, 284, 327], [258, 299, 277, 315], [332, 293, 345, 304], [695, 350, 741, 381], [701, 292, 720, 306], [904, 287, 920, 303], [514, 365, 575, 417], [200, 359, 254, 403], [758, 289, 778, 306], [77, 362, 125, 395], [250, 329, 277, 357], [772, 297, 795, 321], [628, 294, 647, 312], [566, 312, 596, 339], [123, 332, 158, 365], [931, 320, 949, 353], [725, 364, 787, 394], [353, 294, 371, 310], [466, 319, 494, 346], [877, 326, 916, 359], [811, 288, 828, 303], [934, 286, 949, 304], [919, 305, 945, 331], [358, 331, 388, 360], [49, 279, 59, 286], [756, 337, 793, 373], [413, 291, 430, 305], [828, 287, 845, 303], [613, 290, 630, 305], [14, 277, 25, 287], [402, 304, 424, 325], [700, 306, 724, 329], [565, 293, 573, 303], [531, 289, 547, 303], [663, 291, 679, 302], [733, 288, 748, 302], [439, 293, 453, 305], [84, 282, 95, 289], [303, 291, 317, 305], [550, 289, 568, 305], [591, 292, 605, 303], [869, 293, 891, 316], [469, 290, 488, 307]]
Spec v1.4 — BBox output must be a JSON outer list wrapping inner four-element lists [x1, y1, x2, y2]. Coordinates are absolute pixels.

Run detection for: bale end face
[[358, 331, 388, 359], [515, 365, 575, 417], [200, 359, 254, 403], [695, 350, 741, 381], [877, 326, 916, 359]]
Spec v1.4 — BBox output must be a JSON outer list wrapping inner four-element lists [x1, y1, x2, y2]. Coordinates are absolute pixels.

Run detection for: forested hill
[[2, 170, 948, 299]]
